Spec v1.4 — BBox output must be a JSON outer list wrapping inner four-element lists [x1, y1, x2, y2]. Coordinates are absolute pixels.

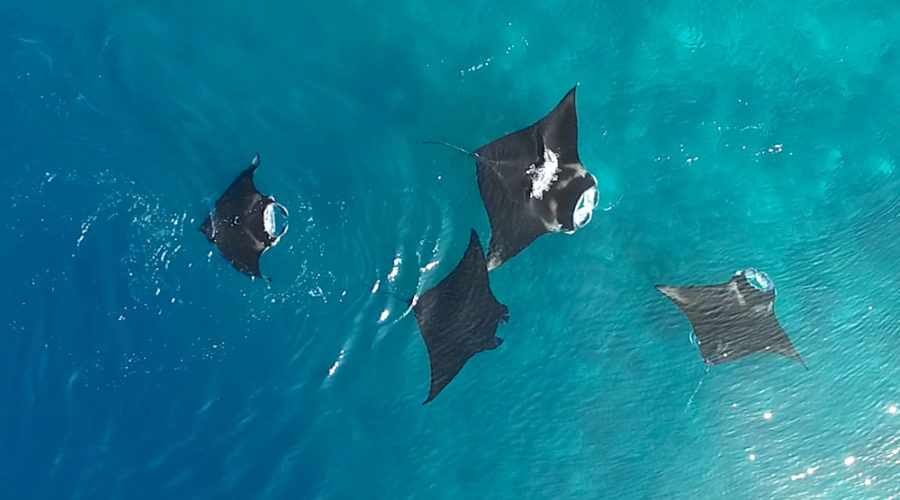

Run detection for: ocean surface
[[2, 0, 900, 498]]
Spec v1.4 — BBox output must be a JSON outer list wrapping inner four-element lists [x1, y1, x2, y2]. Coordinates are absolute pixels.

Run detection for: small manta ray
[[411, 229, 509, 404], [200, 154, 288, 280], [656, 269, 805, 368], [427, 86, 600, 270]]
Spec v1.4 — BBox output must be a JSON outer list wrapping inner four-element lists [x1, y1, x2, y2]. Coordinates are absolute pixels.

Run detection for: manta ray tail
[[393, 294, 415, 307], [685, 366, 711, 414], [423, 141, 475, 158], [365, 283, 415, 307]]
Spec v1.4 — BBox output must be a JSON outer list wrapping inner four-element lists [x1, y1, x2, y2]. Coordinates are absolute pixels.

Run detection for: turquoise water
[[2, 0, 900, 498]]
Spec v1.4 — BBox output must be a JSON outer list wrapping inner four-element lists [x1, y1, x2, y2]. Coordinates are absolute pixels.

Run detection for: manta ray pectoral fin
[[655, 284, 706, 309], [423, 360, 464, 405], [655, 285, 678, 302], [775, 344, 806, 368]]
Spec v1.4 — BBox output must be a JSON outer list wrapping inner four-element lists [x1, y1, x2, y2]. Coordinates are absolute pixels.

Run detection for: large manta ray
[[430, 86, 600, 270], [411, 229, 509, 404], [200, 154, 288, 280], [656, 269, 805, 367]]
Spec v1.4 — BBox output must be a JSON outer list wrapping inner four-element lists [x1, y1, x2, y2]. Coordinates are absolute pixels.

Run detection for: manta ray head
[[572, 180, 599, 231], [741, 268, 775, 293], [263, 200, 290, 244], [564, 174, 599, 234]]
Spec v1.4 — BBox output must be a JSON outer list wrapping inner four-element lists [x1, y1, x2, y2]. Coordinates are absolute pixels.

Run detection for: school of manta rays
[[200, 87, 805, 404]]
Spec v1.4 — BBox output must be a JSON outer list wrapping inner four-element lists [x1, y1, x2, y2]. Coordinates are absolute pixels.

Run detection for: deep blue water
[[2, 1, 900, 498]]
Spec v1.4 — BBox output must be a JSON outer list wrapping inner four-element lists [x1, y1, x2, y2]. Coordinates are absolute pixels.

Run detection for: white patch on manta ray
[[263, 201, 289, 246], [526, 148, 560, 199], [727, 281, 746, 306], [264, 204, 276, 236]]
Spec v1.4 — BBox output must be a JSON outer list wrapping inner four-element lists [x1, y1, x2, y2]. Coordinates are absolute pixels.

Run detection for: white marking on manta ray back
[[728, 281, 746, 306], [544, 220, 562, 232], [526, 148, 560, 199], [542, 199, 563, 232], [751, 303, 770, 315]]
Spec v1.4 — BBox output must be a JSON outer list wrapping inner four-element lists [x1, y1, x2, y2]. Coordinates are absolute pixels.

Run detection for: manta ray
[[411, 229, 509, 404], [656, 268, 805, 367], [428, 86, 600, 270], [200, 154, 288, 280]]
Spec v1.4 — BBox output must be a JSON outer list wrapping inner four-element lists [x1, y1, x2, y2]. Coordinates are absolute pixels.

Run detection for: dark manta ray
[[200, 154, 288, 280], [411, 229, 509, 404], [429, 86, 600, 271], [656, 269, 805, 367]]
